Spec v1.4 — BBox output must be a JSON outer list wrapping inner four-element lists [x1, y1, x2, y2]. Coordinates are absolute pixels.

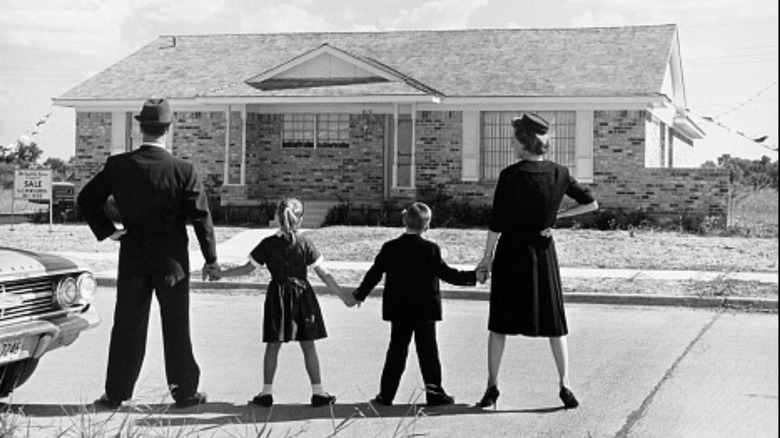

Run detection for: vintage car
[[0, 246, 100, 398]]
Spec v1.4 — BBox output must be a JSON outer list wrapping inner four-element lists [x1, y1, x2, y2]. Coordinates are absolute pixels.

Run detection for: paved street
[[5, 288, 778, 438]]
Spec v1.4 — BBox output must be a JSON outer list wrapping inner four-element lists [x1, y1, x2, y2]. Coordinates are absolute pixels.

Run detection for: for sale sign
[[14, 169, 52, 201]]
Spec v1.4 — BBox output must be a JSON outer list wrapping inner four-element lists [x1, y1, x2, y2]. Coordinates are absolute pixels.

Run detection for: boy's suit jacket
[[353, 233, 476, 323], [77, 145, 217, 282]]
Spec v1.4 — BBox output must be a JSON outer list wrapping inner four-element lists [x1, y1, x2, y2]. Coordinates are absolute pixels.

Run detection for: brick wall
[[416, 111, 464, 189], [72, 108, 729, 220], [412, 110, 495, 202], [226, 111, 243, 185], [172, 111, 226, 197], [240, 112, 386, 203], [588, 110, 729, 217], [73, 112, 112, 186], [412, 110, 729, 219]]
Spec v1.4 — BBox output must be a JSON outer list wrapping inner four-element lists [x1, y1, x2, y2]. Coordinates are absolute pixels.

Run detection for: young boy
[[352, 202, 479, 406]]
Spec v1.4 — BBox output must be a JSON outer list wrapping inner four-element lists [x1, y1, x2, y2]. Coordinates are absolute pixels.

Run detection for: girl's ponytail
[[277, 198, 304, 242]]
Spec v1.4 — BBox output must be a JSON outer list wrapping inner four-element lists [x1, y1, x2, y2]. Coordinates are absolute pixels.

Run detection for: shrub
[[322, 195, 490, 228], [417, 184, 491, 228], [323, 200, 399, 226], [208, 200, 276, 226], [562, 207, 652, 231]]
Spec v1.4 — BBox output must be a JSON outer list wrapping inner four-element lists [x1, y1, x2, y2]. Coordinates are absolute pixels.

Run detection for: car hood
[[0, 247, 91, 281]]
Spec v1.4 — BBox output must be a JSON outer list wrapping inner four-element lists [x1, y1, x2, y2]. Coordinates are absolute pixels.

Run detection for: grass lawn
[[2, 223, 776, 299]]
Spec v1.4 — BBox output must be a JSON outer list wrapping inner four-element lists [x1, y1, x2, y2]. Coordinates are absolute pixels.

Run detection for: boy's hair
[[403, 202, 432, 232]]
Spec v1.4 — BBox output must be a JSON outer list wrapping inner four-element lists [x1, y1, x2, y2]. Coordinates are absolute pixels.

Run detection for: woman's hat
[[134, 98, 172, 126], [512, 113, 550, 135]]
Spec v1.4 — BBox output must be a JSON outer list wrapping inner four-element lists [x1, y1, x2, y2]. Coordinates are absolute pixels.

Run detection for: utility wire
[[693, 113, 779, 152], [713, 81, 778, 120]]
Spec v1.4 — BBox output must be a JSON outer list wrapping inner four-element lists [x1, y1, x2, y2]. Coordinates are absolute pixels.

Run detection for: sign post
[[14, 169, 53, 231]]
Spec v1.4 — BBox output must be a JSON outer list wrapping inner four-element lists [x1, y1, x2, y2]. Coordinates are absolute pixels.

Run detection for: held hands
[[202, 262, 222, 281], [540, 227, 553, 238], [476, 266, 490, 283], [338, 287, 359, 308], [108, 229, 127, 241], [476, 255, 492, 284]]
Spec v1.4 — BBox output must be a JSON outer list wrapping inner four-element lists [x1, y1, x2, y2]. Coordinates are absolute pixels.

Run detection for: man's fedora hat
[[134, 98, 172, 126]]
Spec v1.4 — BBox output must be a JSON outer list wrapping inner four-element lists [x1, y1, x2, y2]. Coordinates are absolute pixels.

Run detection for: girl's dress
[[249, 231, 328, 343], [488, 160, 594, 337]]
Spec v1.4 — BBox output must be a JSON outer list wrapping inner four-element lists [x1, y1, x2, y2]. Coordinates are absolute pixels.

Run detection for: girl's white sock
[[312, 383, 326, 395], [262, 384, 273, 395]]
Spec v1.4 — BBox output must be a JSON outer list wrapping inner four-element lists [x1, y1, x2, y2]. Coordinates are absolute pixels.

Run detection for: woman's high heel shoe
[[559, 387, 579, 409], [477, 385, 500, 409]]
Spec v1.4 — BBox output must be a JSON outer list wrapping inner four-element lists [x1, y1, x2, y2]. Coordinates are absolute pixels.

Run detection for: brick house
[[54, 24, 730, 223]]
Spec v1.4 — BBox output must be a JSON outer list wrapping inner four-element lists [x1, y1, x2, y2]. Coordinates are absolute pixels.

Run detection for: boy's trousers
[[380, 320, 442, 401]]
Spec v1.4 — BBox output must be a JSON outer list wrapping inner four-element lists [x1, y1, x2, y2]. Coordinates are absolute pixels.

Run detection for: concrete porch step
[[301, 200, 338, 228]]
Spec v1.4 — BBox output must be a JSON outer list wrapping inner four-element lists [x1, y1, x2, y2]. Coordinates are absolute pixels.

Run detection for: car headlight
[[76, 272, 97, 304], [55, 277, 78, 308]]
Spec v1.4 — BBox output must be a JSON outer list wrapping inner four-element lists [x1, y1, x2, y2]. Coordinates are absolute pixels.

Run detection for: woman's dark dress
[[249, 232, 327, 343], [488, 160, 594, 337]]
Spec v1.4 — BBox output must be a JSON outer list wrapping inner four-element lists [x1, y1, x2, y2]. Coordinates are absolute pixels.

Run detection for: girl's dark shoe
[[559, 387, 579, 409], [371, 394, 393, 406], [251, 393, 273, 407], [94, 394, 123, 409], [477, 385, 500, 409], [311, 393, 336, 407]]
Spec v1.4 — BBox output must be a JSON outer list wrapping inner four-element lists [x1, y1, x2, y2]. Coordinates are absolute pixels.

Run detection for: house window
[[481, 111, 577, 180], [282, 114, 350, 149]]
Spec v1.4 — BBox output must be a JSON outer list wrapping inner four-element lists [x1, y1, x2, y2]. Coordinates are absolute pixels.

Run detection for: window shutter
[[110, 112, 125, 155], [574, 110, 594, 182], [462, 110, 480, 181]]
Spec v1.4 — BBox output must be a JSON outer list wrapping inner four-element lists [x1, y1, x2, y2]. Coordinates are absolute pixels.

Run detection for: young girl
[[211, 197, 355, 407]]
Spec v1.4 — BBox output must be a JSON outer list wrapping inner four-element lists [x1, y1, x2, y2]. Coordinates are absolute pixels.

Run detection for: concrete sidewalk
[[56, 228, 778, 311]]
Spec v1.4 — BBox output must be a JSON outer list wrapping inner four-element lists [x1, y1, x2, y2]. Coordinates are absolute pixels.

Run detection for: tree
[[1, 140, 44, 168], [702, 154, 778, 190], [1, 139, 49, 190], [43, 156, 74, 181]]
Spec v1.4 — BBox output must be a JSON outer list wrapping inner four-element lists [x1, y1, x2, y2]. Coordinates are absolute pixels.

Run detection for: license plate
[[0, 338, 23, 363]]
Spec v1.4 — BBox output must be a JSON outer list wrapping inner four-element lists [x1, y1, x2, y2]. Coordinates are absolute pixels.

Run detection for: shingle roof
[[58, 24, 678, 101]]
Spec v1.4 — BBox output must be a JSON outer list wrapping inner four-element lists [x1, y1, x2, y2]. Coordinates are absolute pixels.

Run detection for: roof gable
[[247, 43, 399, 90]]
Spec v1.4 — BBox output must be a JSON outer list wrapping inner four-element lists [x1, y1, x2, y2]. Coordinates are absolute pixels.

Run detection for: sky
[[0, 0, 777, 166]]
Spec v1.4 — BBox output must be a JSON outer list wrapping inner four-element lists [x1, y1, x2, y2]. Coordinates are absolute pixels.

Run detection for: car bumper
[[0, 305, 100, 365]]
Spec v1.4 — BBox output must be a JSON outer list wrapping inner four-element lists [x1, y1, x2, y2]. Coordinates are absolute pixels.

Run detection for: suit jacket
[[77, 145, 217, 281], [353, 233, 476, 323]]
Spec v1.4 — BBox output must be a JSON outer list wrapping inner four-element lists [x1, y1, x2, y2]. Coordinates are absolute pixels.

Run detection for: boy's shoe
[[311, 393, 336, 407], [371, 394, 393, 406], [94, 394, 123, 409], [174, 392, 208, 409], [426, 386, 455, 406], [251, 393, 273, 407]]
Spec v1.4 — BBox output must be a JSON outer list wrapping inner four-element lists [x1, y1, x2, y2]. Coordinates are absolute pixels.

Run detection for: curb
[[96, 277, 778, 312]]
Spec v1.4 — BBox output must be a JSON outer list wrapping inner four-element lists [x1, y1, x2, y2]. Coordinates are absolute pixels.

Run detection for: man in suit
[[78, 98, 219, 409]]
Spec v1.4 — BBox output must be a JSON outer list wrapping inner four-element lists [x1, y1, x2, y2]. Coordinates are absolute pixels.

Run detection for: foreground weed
[[1, 406, 33, 438], [55, 402, 137, 438]]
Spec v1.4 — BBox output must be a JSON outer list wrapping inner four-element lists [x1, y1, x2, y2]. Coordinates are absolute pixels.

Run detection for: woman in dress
[[475, 113, 598, 409]]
